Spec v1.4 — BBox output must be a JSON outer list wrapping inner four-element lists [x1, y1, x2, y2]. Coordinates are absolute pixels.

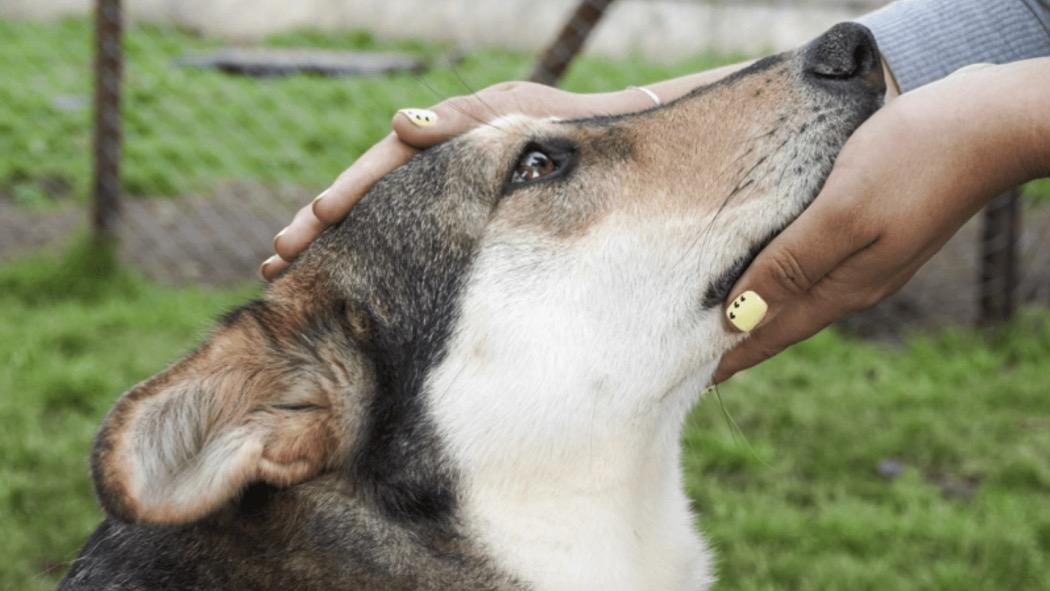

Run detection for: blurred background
[[1, 0, 1048, 589]]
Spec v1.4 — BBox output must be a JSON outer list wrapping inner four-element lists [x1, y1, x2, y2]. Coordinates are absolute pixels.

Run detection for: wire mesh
[[0, 0, 1047, 330]]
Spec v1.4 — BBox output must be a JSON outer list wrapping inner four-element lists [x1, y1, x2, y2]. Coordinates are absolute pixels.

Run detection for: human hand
[[261, 82, 661, 279], [715, 58, 1050, 383], [261, 60, 757, 279]]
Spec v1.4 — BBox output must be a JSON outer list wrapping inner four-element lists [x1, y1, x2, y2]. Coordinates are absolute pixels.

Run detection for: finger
[[393, 83, 575, 148], [714, 291, 840, 384], [392, 107, 448, 148], [273, 203, 327, 261], [714, 252, 916, 384], [313, 133, 419, 225], [260, 255, 290, 282], [722, 174, 877, 334], [392, 92, 517, 148]]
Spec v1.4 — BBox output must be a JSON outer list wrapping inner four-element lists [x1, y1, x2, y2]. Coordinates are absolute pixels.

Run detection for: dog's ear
[[90, 300, 366, 525]]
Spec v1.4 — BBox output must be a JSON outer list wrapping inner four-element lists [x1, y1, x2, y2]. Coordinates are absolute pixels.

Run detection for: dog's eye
[[503, 140, 577, 193], [511, 149, 558, 184]]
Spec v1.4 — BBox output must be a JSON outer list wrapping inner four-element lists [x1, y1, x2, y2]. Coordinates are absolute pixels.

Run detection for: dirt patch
[[2, 188, 1048, 336], [0, 181, 309, 285], [0, 200, 83, 259]]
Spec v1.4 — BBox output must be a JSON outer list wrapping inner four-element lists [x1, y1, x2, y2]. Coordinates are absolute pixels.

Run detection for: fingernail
[[726, 291, 767, 332], [399, 108, 438, 127], [260, 255, 279, 280], [312, 189, 329, 207], [272, 228, 287, 250]]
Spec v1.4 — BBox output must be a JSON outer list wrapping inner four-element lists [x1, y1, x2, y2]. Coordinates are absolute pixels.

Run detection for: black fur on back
[[61, 139, 519, 590], [307, 141, 495, 526]]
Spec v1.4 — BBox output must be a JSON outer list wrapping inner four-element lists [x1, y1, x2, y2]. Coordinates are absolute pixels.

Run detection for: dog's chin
[[700, 190, 818, 309], [700, 104, 879, 310]]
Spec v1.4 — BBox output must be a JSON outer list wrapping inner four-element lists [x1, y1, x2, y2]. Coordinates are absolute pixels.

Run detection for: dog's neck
[[422, 226, 723, 589], [428, 341, 716, 590]]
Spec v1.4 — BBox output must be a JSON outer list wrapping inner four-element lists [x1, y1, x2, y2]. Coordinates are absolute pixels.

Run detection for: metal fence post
[[92, 0, 123, 243], [529, 0, 616, 86], [978, 189, 1021, 325]]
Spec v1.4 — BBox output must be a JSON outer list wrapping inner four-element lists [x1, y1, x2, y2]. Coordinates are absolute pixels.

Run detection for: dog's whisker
[[667, 178, 749, 279], [745, 127, 778, 142], [450, 66, 509, 123], [711, 386, 769, 468], [414, 74, 448, 103], [414, 75, 509, 134], [448, 65, 481, 97], [412, 76, 501, 131], [673, 126, 800, 286], [718, 144, 757, 178], [672, 141, 777, 275], [64, 23, 887, 589]]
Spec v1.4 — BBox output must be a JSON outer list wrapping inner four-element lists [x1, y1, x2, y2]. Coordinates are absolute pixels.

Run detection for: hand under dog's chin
[[699, 132, 855, 312]]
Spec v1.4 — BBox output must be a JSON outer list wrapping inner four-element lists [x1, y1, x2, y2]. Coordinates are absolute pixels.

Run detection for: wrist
[[967, 60, 1050, 184], [584, 59, 758, 116], [893, 59, 1050, 205], [1008, 60, 1050, 179]]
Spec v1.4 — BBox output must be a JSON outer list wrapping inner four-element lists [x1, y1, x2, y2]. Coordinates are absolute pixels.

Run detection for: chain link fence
[[1, 0, 1048, 335]]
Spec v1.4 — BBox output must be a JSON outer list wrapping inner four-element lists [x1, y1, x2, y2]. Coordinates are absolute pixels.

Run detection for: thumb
[[723, 188, 872, 334], [392, 83, 582, 149], [392, 89, 522, 149], [391, 104, 466, 149]]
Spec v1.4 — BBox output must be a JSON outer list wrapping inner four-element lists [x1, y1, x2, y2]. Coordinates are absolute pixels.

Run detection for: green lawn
[[4, 17, 1045, 207], [2, 246, 1050, 590], [0, 18, 738, 206], [3, 17, 1050, 590]]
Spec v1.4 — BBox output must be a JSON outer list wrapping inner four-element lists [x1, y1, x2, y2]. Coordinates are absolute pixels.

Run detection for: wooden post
[[529, 0, 616, 86], [92, 0, 123, 243], [978, 189, 1021, 325]]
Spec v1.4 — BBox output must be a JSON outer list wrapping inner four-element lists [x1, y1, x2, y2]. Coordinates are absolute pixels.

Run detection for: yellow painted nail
[[399, 108, 438, 127], [726, 290, 767, 332]]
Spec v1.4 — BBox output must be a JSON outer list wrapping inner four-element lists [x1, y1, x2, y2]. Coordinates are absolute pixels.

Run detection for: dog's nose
[[803, 23, 885, 94]]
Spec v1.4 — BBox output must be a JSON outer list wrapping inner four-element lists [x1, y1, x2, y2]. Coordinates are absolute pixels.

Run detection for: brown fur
[[63, 23, 884, 590], [92, 295, 364, 524]]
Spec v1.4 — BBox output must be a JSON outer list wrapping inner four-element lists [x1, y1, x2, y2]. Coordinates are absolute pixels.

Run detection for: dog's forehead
[[469, 113, 560, 144], [303, 50, 812, 291], [463, 113, 633, 157]]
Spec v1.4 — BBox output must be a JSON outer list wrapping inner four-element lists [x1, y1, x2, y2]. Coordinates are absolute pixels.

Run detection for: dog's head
[[90, 24, 883, 526]]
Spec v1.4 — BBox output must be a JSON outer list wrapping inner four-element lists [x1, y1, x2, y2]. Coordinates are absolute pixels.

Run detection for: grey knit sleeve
[[856, 0, 1050, 92]]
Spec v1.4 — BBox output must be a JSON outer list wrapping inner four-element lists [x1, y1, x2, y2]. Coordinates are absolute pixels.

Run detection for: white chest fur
[[426, 217, 732, 590], [455, 396, 716, 591]]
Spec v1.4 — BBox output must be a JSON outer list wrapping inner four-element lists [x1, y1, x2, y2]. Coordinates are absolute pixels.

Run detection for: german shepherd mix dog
[[61, 23, 884, 591]]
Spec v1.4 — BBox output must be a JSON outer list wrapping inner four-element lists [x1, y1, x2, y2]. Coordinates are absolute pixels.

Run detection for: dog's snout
[[803, 23, 885, 94]]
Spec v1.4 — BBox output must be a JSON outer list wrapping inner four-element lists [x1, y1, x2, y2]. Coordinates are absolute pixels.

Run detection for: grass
[[0, 246, 255, 590], [2, 245, 1050, 590], [3, 17, 1050, 589], [685, 322, 1050, 589], [0, 18, 739, 206], [3, 17, 1046, 207], [1026, 178, 1050, 204]]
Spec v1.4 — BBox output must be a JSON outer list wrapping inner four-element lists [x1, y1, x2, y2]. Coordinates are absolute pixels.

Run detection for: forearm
[[910, 58, 1050, 204], [585, 61, 757, 113], [644, 61, 756, 100], [952, 58, 1050, 193], [991, 58, 1050, 179]]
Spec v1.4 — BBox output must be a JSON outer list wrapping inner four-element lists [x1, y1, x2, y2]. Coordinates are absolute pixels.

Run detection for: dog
[[59, 23, 884, 591]]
